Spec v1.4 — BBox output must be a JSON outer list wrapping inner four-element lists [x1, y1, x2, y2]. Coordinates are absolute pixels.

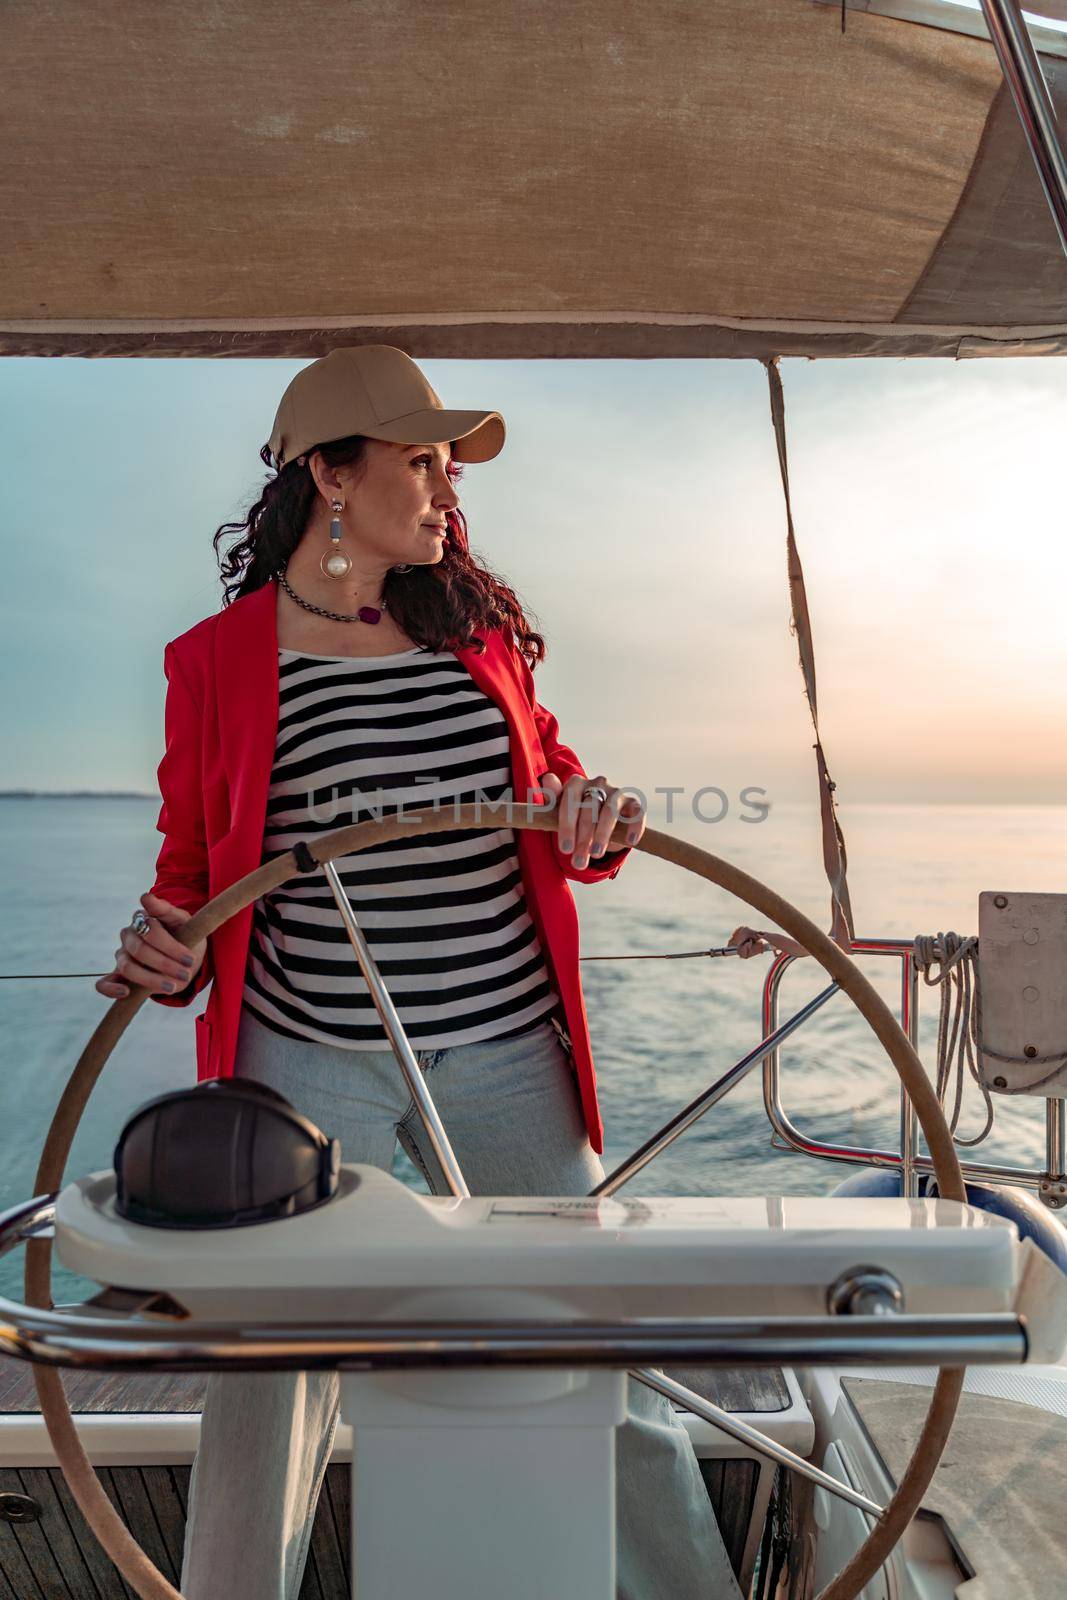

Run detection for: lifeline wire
[[0, 947, 744, 980], [0, 973, 111, 980]]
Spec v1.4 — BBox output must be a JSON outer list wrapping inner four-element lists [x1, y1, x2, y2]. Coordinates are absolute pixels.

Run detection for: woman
[[97, 346, 743, 1600]]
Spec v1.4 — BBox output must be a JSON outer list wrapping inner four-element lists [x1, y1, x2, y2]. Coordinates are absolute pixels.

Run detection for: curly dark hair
[[213, 435, 545, 666]]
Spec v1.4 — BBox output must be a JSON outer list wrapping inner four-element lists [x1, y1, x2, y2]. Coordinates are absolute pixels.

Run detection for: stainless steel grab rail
[[759, 939, 1067, 1206], [0, 1310, 1026, 1373]]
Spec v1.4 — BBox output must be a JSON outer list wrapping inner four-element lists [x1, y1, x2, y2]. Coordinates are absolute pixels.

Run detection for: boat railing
[[758, 939, 1067, 1210]]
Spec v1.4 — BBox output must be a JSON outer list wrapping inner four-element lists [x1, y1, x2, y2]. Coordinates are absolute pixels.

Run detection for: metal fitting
[[827, 1266, 905, 1317]]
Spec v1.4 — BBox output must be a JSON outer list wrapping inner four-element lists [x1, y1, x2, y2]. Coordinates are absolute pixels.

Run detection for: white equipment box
[[979, 891, 1067, 1098]]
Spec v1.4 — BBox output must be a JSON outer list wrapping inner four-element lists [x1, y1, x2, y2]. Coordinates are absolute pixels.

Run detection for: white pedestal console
[[342, 1363, 624, 1598], [53, 1167, 1036, 1600]]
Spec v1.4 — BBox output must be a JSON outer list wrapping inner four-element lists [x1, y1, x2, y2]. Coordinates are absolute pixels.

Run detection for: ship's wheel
[[25, 804, 966, 1600]]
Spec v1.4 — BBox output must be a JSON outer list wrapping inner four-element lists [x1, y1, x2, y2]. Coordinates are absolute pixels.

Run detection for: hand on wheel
[[539, 772, 645, 869], [95, 891, 206, 1000], [729, 924, 810, 960]]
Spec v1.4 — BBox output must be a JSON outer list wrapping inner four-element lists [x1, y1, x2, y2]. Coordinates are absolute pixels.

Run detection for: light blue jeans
[[181, 1006, 742, 1600]]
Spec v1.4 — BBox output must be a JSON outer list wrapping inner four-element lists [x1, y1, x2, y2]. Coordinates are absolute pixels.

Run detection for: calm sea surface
[[2, 797, 1065, 1301]]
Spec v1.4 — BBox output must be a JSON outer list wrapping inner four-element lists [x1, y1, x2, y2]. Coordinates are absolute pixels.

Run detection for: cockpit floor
[[843, 1377, 1067, 1600]]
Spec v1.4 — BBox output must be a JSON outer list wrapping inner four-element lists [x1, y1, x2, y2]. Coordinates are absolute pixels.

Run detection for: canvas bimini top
[[2, 0, 1066, 362]]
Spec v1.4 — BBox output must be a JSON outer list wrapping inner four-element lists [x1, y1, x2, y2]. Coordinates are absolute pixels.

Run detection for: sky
[[2, 353, 1065, 812]]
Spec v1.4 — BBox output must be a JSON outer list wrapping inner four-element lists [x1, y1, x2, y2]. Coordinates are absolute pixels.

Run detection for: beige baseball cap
[[267, 345, 506, 469]]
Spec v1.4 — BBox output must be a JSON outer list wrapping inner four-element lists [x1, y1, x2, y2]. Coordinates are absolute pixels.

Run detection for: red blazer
[[149, 578, 629, 1154]]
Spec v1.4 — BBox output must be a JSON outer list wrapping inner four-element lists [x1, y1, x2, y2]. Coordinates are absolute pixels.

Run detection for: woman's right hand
[[95, 892, 207, 1000]]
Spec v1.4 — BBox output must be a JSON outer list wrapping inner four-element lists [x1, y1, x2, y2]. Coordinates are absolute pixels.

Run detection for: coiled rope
[[912, 932, 993, 1149]]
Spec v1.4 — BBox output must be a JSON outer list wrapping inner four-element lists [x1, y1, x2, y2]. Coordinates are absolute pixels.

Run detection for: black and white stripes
[[240, 646, 559, 1049]]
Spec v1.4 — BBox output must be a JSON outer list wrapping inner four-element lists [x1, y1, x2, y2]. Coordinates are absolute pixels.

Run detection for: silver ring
[[581, 784, 608, 805], [130, 909, 151, 937]]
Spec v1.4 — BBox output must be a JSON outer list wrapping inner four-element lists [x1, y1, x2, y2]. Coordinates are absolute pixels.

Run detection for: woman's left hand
[[539, 773, 646, 868], [729, 924, 810, 960]]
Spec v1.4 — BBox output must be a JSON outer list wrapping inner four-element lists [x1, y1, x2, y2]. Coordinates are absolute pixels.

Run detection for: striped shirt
[[240, 646, 560, 1049]]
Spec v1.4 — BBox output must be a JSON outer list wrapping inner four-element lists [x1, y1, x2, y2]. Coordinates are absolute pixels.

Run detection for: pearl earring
[[321, 499, 353, 580], [393, 563, 413, 573]]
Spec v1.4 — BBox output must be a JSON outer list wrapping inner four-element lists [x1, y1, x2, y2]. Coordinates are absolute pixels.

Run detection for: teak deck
[[0, 1360, 790, 1417], [0, 1361, 788, 1596]]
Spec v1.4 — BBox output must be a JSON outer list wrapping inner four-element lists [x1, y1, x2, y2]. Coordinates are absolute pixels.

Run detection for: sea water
[[1, 796, 1064, 1302]]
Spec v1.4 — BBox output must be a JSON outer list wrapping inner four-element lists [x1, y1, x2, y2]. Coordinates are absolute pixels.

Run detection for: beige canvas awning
[[2, 0, 1066, 359]]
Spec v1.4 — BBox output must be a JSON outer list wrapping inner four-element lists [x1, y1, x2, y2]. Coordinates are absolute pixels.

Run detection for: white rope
[[912, 932, 993, 1148]]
